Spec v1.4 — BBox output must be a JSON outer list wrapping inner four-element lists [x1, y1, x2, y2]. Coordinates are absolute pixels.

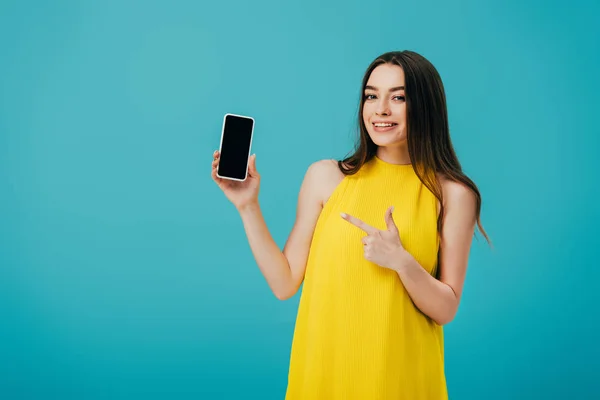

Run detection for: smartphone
[[217, 113, 255, 181]]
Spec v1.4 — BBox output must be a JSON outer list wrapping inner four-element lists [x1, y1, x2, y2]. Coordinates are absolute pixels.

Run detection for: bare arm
[[238, 160, 331, 300], [391, 179, 477, 325]]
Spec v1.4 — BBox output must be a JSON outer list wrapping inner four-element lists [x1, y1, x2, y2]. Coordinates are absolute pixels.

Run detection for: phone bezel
[[216, 113, 255, 182]]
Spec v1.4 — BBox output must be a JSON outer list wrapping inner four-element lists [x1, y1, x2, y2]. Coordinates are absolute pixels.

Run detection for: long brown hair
[[339, 50, 491, 245]]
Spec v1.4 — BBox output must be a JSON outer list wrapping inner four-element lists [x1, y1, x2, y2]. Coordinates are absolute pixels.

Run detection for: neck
[[376, 143, 411, 165]]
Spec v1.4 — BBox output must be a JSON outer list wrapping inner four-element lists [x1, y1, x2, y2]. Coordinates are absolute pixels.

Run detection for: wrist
[[391, 247, 413, 273], [237, 201, 260, 215]]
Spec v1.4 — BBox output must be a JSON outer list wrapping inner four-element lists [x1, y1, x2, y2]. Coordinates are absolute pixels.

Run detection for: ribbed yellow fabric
[[285, 155, 446, 399]]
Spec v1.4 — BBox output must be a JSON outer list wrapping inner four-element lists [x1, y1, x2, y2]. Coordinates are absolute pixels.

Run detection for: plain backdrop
[[1, 0, 599, 399]]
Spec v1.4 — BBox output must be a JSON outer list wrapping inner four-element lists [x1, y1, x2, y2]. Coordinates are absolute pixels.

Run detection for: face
[[362, 63, 407, 146]]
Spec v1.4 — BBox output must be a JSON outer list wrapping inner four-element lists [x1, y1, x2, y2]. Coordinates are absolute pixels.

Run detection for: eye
[[394, 95, 405, 101], [364, 94, 376, 100]]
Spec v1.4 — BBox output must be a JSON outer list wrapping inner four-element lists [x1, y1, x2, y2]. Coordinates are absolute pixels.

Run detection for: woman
[[211, 50, 490, 399]]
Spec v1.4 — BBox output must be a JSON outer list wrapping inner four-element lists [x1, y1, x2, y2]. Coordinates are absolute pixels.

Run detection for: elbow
[[434, 315, 454, 326], [273, 286, 297, 301], [433, 291, 460, 326], [434, 306, 458, 326], [274, 291, 291, 301], [273, 275, 301, 300]]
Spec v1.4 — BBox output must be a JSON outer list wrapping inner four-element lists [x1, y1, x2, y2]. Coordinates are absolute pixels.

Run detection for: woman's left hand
[[340, 206, 406, 271]]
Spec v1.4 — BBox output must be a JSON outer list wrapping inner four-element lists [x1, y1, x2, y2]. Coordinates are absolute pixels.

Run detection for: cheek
[[394, 104, 406, 120], [362, 110, 371, 129], [361, 104, 371, 121]]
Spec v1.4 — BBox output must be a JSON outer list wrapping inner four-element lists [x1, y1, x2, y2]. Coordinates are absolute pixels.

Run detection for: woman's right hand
[[211, 150, 261, 211]]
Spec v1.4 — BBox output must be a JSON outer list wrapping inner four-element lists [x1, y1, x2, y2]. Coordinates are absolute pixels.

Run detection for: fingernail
[[340, 212, 347, 218], [391, 206, 395, 212]]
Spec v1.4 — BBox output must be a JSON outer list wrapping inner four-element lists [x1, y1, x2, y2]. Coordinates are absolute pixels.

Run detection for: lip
[[371, 121, 398, 126], [371, 121, 398, 133]]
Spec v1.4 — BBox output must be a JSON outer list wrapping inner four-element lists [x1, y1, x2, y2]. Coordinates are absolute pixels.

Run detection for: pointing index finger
[[341, 212, 378, 235]]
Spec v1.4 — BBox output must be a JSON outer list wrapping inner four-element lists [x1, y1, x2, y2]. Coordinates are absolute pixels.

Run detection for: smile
[[373, 123, 397, 127]]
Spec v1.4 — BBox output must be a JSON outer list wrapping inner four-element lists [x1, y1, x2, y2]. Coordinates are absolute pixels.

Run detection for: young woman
[[211, 50, 490, 399]]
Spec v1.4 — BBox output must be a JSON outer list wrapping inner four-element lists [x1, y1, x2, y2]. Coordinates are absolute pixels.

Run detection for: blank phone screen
[[218, 114, 254, 180]]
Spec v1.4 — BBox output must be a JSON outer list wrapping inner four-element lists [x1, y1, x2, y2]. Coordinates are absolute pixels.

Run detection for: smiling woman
[[364, 78, 406, 136], [212, 50, 490, 400]]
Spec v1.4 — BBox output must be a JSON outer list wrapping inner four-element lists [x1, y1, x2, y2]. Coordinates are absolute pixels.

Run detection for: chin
[[369, 133, 407, 146]]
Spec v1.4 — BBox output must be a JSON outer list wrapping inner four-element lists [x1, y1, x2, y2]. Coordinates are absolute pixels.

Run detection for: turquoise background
[[1, 0, 599, 399]]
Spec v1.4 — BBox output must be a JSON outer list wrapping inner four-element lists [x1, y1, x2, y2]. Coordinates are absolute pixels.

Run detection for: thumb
[[248, 154, 257, 175], [385, 206, 398, 232]]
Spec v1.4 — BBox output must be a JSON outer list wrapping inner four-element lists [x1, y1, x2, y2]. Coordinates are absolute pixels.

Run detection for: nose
[[376, 100, 390, 116]]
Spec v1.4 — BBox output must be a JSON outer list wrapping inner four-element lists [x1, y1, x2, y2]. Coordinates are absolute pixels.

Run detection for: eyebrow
[[364, 85, 405, 92]]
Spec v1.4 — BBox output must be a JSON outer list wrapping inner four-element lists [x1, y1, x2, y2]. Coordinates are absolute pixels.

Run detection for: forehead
[[365, 64, 405, 88]]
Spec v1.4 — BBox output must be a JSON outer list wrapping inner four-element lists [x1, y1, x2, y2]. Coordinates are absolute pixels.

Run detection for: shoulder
[[308, 158, 343, 176], [305, 159, 346, 206], [437, 174, 477, 218]]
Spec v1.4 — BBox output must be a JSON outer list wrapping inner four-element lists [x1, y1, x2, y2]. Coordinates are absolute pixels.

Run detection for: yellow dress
[[285, 155, 447, 399]]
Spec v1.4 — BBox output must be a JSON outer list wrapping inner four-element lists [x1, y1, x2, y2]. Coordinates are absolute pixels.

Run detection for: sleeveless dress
[[285, 155, 447, 399]]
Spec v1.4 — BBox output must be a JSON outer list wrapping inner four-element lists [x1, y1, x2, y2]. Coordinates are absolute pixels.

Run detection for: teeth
[[374, 123, 395, 127]]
